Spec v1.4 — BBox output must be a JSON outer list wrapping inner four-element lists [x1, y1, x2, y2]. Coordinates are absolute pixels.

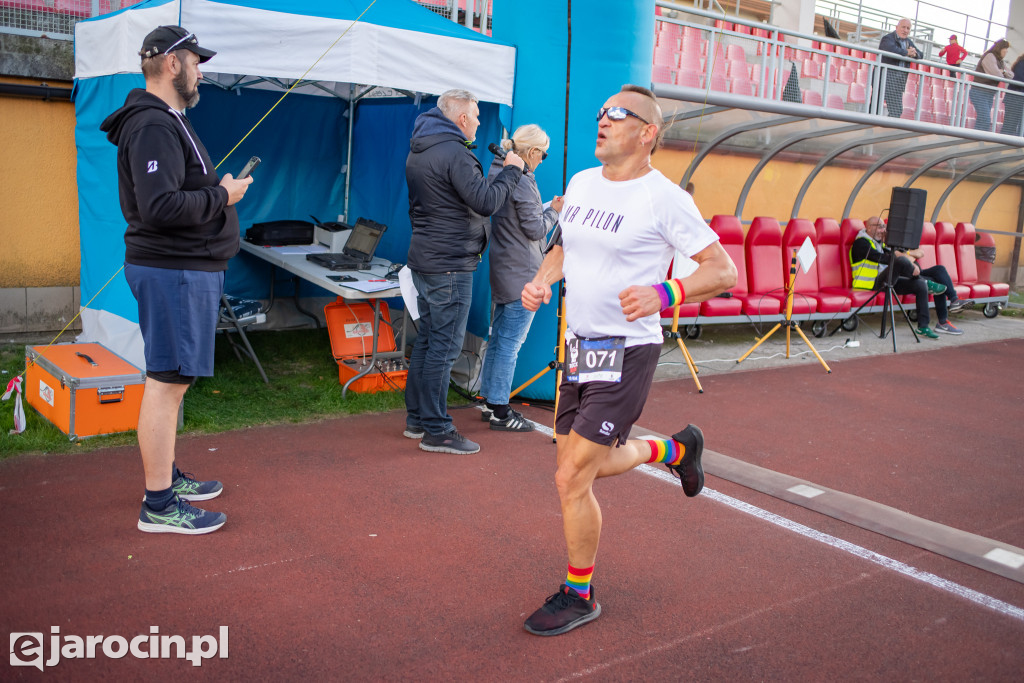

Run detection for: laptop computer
[[306, 218, 387, 271]]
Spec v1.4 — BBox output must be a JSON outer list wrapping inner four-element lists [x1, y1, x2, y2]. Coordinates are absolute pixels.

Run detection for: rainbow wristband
[[654, 279, 686, 308]]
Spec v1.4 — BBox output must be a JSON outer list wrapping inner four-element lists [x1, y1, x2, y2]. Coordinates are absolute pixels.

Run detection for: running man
[[520, 84, 737, 635]]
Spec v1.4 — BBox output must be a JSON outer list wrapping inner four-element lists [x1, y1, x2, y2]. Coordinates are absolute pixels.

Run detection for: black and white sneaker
[[524, 584, 601, 636], [480, 408, 493, 422], [490, 408, 534, 432], [419, 429, 480, 454]]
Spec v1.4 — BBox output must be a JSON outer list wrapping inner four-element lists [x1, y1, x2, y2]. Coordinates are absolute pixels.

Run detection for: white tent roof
[[75, 0, 516, 105]]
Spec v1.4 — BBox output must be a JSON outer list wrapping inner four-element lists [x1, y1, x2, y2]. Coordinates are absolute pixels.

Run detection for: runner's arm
[[619, 241, 736, 322], [522, 245, 564, 311]]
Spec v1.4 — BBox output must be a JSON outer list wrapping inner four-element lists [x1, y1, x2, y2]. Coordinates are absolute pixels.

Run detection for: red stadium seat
[[706, 216, 780, 317], [847, 82, 867, 105], [955, 223, 1000, 297], [731, 77, 756, 96], [698, 216, 744, 317], [814, 218, 854, 301], [676, 69, 702, 88], [747, 217, 817, 314], [933, 221, 973, 300], [652, 65, 673, 84], [783, 219, 850, 312], [802, 89, 823, 106], [826, 94, 845, 109]]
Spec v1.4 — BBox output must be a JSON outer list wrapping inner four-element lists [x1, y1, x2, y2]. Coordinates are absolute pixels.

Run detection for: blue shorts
[[124, 263, 224, 377]]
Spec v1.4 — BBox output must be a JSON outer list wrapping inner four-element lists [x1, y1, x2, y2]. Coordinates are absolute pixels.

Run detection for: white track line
[[521, 413, 1024, 622]]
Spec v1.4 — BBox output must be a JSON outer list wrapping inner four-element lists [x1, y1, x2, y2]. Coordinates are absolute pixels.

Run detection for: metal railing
[[0, 1, 492, 41], [654, 2, 1024, 136], [0, 1, 127, 40]]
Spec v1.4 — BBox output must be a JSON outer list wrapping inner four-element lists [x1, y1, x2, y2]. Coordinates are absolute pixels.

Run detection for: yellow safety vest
[[850, 235, 883, 290]]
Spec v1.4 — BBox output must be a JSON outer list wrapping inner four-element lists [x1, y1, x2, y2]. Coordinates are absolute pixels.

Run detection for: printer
[[313, 219, 353, 252]]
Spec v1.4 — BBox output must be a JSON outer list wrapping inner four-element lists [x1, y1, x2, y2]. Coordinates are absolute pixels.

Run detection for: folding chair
[[217, 294, 269, 384]]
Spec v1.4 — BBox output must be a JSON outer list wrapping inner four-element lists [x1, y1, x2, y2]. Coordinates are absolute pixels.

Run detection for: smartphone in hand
[[238, 156, 261, 179]]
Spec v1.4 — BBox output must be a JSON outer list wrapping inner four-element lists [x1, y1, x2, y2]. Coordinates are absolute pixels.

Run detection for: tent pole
[[343, 83, 355, 223]]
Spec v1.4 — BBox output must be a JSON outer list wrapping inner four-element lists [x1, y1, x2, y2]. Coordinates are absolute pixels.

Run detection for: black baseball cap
[[139, 25, 216, 63]]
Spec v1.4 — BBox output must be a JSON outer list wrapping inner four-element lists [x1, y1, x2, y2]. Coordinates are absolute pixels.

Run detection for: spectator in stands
[[403, 89, 525, 454], [852, 217, 967, 337], [939, 35, 968, 67], [101, 26, 253, 535], [479, 125, 559, 432], [878, 18, 919, 118], [1000, 54, 1024, 135], [971, 39, 1013, 131]]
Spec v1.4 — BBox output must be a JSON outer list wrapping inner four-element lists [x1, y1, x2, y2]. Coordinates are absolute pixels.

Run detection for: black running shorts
[[555, 342, 661, 446]]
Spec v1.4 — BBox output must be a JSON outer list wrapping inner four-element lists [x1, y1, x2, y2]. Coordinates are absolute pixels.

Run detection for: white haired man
[[403, 89, 525, 454]]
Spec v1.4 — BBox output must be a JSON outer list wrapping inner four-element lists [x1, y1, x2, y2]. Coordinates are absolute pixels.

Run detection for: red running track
[[1, 340, 1022, 680]]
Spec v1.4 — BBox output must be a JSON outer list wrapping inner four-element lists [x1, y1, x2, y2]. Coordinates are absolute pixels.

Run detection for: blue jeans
[[479, 300, 537, 406], [405, 270, 474, 436]]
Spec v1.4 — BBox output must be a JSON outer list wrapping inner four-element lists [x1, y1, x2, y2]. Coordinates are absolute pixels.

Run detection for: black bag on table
[[245, 220, 314, 246]]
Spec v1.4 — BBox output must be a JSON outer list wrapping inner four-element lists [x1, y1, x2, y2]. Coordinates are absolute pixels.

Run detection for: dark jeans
[[970, 87, 996, 131], [884, 71, 907, 118], [876, 257, 951, 328], [405, 270, 474, 436]]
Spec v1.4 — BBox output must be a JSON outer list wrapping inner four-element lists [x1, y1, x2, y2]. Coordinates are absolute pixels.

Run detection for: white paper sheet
[[397, 266, 420, 320]]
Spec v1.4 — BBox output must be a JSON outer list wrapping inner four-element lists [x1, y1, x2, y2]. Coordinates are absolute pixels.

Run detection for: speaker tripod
[[829, 248, 919, 352], [737, 249, 832, 373], [664, 305, 704, 393]]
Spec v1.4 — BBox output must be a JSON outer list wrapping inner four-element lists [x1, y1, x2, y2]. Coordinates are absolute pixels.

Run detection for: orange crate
[[324, 300, 396, 359], [24, 342, 145, 440], [337, 359, 408, 393]]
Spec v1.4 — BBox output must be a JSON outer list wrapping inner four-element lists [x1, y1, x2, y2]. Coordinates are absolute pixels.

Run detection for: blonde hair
[[500, 124, 550, 157]]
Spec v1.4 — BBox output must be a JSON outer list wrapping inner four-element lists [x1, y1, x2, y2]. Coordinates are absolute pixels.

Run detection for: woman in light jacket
[[971, 38, 1013, 131], [479, 124, 558, 432]]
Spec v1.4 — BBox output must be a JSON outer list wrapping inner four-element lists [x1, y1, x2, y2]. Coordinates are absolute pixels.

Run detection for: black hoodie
[[100, 89, 238, 271], [405, 107, 521, 273]]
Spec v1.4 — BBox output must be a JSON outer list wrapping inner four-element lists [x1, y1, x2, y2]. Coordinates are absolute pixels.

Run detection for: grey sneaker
[[948, 298, 973, 313], [138, 497, 226, 535], [935, 321, 964, 335], [172, 471, 223, 502], [419, 429, 480, 454], [403, 425, 425, 439]]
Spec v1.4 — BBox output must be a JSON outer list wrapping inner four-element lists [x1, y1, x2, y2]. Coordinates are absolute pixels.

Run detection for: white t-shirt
[[560, 167, 718, 346]]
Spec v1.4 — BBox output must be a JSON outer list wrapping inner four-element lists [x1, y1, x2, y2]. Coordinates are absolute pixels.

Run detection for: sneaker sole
[[403, 429, 425, 439], [935, 328, 963, 335], [418, 441, 481, 454], [669, 424, 705, 497], [524, 603, 602, 636], [137, 519, 226, 535], [177, 489, 223, 502]]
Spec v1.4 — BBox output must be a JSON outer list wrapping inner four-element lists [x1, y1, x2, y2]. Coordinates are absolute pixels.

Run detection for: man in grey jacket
[[403, 89, 525, 454], [878, 18, 919, 117]]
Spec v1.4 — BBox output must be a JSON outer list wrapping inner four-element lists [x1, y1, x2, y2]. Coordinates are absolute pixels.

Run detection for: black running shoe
[[490, 408, 534, 432], [524, 584, 601, 636], [665, 424, 705, 497]]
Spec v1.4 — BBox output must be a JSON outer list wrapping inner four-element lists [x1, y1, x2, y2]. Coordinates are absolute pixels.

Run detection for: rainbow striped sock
[[566, 563, 594, 600], [643, 437, 684, 466]]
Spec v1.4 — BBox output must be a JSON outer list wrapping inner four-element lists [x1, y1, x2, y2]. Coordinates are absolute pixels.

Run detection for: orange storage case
[[324, 300, 407, 393], [25, 342, 146, 440]]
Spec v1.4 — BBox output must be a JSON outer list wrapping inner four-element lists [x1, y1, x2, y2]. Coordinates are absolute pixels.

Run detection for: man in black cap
[[101, 26, 252, 535]]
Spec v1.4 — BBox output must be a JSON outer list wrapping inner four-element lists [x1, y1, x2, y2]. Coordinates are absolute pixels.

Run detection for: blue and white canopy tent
[[73, 0, 516, 368]]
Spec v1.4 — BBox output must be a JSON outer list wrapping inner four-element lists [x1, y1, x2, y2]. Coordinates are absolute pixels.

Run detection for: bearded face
[[172, 63, 200, 109]]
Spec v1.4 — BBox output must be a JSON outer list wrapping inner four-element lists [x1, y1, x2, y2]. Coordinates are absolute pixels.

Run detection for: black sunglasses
[[596, 106, 650, 125]]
